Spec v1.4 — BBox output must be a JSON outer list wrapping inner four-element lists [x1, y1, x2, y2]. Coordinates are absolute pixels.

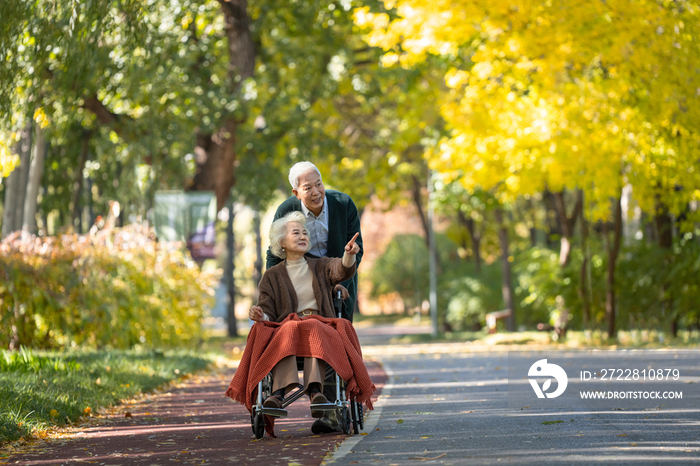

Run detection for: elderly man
[[265, 161, 363, 322], [265, 161, 364, 435]]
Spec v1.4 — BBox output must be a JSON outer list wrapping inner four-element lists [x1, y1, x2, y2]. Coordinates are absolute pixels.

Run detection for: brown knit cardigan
[[258, 255, 356, 322]]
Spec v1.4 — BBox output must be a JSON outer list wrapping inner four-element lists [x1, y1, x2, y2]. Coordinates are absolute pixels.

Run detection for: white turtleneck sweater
[[285, 252, 356, 313]]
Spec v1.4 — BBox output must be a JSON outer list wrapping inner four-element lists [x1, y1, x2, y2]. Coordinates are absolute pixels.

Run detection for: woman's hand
[[249, 305, 265, 322], [345, 232, 360, 255], [334, 284, 349, 300]]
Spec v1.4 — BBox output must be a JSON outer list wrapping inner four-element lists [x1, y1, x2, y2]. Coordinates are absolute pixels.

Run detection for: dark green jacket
[[265, 190, 363, 320]]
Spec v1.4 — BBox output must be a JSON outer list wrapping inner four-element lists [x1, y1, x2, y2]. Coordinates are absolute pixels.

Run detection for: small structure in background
[[153, 191, 217, 262], [486, 309, 512, 334]]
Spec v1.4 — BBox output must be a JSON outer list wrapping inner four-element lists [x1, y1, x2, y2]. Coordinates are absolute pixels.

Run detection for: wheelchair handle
[[333, 289, 343, 318]]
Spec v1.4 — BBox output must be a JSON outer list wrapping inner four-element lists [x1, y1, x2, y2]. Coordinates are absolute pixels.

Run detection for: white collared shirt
[[301, 196, 329, 257]]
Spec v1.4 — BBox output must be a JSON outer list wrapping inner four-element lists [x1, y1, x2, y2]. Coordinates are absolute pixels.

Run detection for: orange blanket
[[225, 314, 376, 418]]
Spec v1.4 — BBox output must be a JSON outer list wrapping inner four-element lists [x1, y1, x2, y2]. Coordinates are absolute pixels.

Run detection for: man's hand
[[249, 305, 265, 322], [345, 232, 360, 255], [334, 284, 349, 300]]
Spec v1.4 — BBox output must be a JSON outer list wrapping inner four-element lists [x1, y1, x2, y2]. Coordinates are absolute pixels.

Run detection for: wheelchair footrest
[[260, 407, 287, 418], [310, 402, 337, 412]]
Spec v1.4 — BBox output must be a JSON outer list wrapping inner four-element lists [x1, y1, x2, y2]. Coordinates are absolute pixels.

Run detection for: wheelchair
[[250, 290, 365, 439]]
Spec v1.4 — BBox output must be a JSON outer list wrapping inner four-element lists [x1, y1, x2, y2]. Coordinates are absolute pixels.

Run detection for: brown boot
[[263, 389, 284, 408]]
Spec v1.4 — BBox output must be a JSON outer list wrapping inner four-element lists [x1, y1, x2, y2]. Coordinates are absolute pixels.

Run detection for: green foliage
[[514, 233, 700, 332], [0, 225, 217, 349], [0, 347, 211, 444], [370, 233, 508, 330], [369, 233, 459, 309], [369, 234, 429, 308], [514, 246, 598, 329], [443, 261, 503, 331], [617, 233, 700, 329]]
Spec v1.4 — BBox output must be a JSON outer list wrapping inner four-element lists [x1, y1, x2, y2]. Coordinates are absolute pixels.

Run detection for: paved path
[[325, 339, 700, 465], [6, 321, 699, 465], [1, 361, 386, 466]]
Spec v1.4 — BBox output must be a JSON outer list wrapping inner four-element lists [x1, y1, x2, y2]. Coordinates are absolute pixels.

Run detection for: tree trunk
[[411, 174, 430, 248], [495, 207, 516, 331], [655, 201, 675, 336], [189, 122, 239, 211], [22, 124, 46, 234], [543, 190, 562, 249], [189, 0, 256, 211], [458, 209, 481, 274], [577, 203, 591, 328], [72, 131, 91, 231], [10, 122, 33, 234], [1, 136, 21, 238], [605, 196, 623, 340], [252, 208, 262, 288], [643, 212, 657, 244], [411, 173, 442, 274], [115, 161, 124, 227], [226, 201, 238, 337], [529, 198, 538, 247], [553, 189, 582, 267]]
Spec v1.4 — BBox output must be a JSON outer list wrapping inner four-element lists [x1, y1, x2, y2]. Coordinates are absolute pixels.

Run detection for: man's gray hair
[[269, 211, 308, 259], [288, 161, 322, 190]]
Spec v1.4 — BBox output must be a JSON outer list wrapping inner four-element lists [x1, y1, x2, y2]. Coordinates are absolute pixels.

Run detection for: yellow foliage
[[358, 0, 700, 222], [0, 132, 21, 178], [0, 224, 218, 349], [33, 107, 49, 128]]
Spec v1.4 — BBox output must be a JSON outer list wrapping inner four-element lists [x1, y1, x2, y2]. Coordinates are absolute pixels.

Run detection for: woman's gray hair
[[269, 211, 308, 259], [288, 161, 322, 190]]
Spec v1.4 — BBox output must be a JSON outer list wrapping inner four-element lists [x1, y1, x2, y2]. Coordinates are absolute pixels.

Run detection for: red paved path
[[3, 361, 386, 466]]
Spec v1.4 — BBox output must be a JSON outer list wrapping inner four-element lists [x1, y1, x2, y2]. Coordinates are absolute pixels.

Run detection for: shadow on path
[[2, 361, 386, 466]]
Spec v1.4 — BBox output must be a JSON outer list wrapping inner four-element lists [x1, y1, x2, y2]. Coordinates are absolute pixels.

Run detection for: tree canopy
[[355, 0, 700, 221]]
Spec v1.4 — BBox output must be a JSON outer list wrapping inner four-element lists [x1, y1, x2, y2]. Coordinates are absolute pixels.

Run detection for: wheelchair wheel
[[253, 411, 265, 439], [340, 407, 352, 434], [357, 402, 364, 430], [351, 402, 360, 435]]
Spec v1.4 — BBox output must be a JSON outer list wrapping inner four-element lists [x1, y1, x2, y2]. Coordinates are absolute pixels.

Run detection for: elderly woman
[[247, 211, 360, 409]]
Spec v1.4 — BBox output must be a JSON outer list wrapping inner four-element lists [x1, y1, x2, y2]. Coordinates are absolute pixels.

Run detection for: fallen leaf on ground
[[408, 453, 446, 461]]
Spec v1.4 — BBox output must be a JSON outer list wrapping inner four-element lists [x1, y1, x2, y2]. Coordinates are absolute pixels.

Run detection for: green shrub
[[369, 233, 504, 330], [514, 234, 700, 332], [0, 225, 217, 349], [369, 234, 430, 310], [443, 261, 503, 331]]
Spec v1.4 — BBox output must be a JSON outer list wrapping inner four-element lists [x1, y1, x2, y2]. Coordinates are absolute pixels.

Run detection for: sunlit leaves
[[0, 225, 217, 349], [357, 0, 700, 224]]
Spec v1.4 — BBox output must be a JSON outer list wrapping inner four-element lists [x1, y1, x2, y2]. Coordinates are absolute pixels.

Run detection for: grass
[[0, 347, 213, 445], [200, 325, 250, 354]]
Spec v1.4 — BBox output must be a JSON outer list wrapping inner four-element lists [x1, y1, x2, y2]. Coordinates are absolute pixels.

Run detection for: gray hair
[[288, 161, 322, 190], [269, 211, 308, 259]]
